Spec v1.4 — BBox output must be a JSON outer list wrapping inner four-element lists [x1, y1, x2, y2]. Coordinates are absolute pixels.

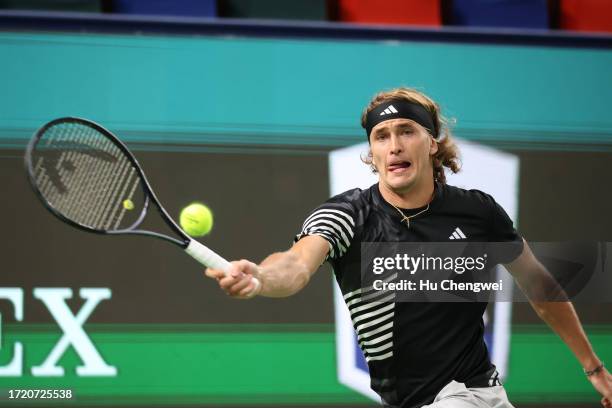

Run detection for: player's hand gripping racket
[[24, 117, 260, 293]]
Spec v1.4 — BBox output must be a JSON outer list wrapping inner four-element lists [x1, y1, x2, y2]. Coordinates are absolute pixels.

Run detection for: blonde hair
[[360, 87, 461, 184]]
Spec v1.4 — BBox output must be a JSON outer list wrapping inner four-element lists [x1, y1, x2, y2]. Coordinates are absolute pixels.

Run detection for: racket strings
[[35, 123, 96, 220], [113, 170, 141, 230], [72, 126, 125, 228], [62, 127, 105, 223], [83, 136, 120, 227], [101, 159, 133, 230], [49, 125, 108, 224], [62, 123, 136, 229], [36, 128, 89, 215], [31, 122, 145, 231]]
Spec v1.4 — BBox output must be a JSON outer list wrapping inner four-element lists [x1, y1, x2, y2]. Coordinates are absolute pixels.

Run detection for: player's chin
[[385, 174, 416, 191]]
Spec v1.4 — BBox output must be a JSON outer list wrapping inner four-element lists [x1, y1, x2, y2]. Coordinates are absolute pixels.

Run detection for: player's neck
[[379, 178, 435, 209]]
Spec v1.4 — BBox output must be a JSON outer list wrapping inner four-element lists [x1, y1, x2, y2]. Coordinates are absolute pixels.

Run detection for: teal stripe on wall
[[1, 32, 611, 150]]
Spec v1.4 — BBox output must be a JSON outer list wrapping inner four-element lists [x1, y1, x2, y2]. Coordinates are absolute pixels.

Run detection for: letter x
[[31, 288, 117, 377]]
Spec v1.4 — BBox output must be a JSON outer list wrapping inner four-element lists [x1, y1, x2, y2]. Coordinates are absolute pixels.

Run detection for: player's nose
[[389, 134, 403, 154]]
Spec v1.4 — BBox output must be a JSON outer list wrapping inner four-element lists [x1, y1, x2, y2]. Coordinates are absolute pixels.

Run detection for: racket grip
[[185, 239, 231, 272], [185, 240, 262, 295]]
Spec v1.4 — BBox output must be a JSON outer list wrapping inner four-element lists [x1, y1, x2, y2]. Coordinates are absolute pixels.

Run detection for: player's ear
[[362, 149, 378, 173], [429, 136, 439, 156]]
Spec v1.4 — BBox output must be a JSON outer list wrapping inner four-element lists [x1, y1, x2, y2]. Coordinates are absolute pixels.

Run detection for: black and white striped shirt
[[294, 182, 522, 408]]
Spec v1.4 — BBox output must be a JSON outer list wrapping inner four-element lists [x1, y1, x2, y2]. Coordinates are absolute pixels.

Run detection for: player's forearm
[[257, 251, 311, 298], [531, 300, 602, 370], [520, 259, 601, 370]]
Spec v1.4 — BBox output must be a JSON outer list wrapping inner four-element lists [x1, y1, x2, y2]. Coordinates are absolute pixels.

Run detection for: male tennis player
[[205, 87, 612, 408]]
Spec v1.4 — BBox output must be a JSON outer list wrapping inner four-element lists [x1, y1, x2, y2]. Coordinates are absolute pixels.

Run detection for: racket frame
[[25, 116, 260, 288], [24, 117, 190, 248]]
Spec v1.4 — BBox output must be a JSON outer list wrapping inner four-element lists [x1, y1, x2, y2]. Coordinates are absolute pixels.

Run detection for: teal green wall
[[1, 31, 611, 150]]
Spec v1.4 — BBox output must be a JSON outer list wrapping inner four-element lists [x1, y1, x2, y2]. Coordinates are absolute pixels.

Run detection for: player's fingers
[[228, 276, 251, 295], [231, 259, 258, 278], [238, 279, 257, 297], [218, 275, 239, 290], [227, 261, 248, 279], [205, 268, 224, 280]]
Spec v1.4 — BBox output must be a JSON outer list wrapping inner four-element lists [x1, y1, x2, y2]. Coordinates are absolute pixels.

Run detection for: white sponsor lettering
[[0, 288, 24, 376], [31, 288, 117, 377]]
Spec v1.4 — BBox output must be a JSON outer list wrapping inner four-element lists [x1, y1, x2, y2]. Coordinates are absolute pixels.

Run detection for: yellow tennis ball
[[123, 199, 134, 210], [179, 203, 213, 237]]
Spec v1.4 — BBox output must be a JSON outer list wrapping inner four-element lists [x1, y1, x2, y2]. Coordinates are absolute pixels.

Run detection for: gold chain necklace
[[390, 203, 430, 228]]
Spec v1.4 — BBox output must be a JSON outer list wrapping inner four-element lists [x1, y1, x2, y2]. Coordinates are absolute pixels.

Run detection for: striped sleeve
[[294, 204, 356, 261]]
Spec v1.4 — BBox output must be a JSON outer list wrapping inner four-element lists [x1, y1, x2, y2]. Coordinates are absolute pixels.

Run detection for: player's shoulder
[[303, 186, 375, 228], [322, 185, 376, 214], [441, 183, 498, 211], [327, 187, 369, 204]]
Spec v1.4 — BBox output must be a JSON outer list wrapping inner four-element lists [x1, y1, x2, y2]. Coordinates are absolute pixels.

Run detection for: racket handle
[[185, 239, 262, 295], [185, 239, 231, 272]]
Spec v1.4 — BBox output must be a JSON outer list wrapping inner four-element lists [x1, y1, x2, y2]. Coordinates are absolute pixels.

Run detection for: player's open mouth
[[387, 161, 411, 173]]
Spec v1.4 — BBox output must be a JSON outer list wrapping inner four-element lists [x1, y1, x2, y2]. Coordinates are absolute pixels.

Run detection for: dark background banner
[[3, 149, 610, 323]]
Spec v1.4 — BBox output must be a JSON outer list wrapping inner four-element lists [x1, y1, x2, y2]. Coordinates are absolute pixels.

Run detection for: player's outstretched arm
[[506, 239, 612, 408], [204, 235, 329, 299]]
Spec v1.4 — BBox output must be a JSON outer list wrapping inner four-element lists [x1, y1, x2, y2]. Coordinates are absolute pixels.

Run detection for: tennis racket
[[24, 117, 260, 291]]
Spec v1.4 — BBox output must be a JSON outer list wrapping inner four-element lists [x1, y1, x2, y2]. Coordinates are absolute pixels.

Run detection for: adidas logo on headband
[[365, 99, 438, 139], [379, 105, 399, 116]]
